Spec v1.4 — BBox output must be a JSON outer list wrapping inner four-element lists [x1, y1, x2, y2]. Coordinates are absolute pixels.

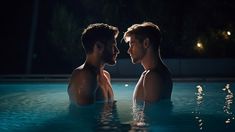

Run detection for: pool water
[[0, 81, 234, 132]]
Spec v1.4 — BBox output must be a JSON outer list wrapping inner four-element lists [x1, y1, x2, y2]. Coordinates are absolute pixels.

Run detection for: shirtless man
[[123, 22, 172, 105], [68, 23, 119, 106]]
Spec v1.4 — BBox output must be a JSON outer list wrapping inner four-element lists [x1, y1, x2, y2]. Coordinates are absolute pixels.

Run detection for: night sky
[[0, 0, 235, 74]]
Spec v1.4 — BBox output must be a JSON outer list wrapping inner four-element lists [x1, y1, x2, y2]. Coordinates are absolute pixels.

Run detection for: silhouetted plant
[[48, 3, 85, 67]]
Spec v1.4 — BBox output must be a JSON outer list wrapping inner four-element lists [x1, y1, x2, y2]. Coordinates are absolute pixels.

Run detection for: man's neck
[[141, 51, 162, 71], [86, 54, 104, 73]]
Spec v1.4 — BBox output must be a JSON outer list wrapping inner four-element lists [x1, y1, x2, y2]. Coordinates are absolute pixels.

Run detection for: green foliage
[[48, 3, 84, 66]]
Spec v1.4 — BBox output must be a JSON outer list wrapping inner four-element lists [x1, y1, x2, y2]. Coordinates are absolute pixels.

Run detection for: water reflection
[[131, 100, 173, 131], [69, 102, 130, 131], [131, 100, 148, 130], [193, 85, 205, 131], [222, 83, 235, 125], [96, 102, 122, 131]]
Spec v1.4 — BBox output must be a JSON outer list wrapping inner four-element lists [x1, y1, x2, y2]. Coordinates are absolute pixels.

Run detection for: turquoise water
[[0, 81, 235, 131]]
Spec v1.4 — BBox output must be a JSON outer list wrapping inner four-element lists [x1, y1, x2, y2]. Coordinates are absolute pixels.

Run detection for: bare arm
[[68, 70, 97, 106]]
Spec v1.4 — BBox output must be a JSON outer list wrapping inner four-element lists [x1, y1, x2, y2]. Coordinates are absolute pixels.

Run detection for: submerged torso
[[133, 66, 172, 104], [68, 64, 114, 105]]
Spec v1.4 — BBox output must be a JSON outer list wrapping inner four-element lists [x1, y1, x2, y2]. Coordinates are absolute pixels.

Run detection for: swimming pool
[[0, 80, 234, 132]]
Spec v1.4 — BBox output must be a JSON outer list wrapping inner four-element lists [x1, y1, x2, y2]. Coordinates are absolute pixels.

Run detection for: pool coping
[[0, 77, 235, 83]]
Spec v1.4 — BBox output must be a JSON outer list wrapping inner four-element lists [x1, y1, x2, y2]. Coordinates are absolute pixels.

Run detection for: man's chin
[[131, 61, 137, 64], [131, 59, 140, 64]]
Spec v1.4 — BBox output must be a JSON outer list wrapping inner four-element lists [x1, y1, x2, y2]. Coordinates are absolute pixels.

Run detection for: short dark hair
[[81, 23, 119, 53], [123, 22, 161, 50]]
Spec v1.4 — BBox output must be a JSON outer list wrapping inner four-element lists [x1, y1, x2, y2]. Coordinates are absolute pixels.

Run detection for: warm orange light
[[196, 42, 203, 49], [227, 31, 231, 36]]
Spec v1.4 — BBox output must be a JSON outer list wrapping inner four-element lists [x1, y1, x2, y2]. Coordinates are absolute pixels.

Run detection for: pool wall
[[105, 58, 235, 78], [0, 59, 235, 81]]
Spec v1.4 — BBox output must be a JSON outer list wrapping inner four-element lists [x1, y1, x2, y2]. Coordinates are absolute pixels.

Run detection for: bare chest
[[133, 74, 145, 101], [96, 75, 114, 102]]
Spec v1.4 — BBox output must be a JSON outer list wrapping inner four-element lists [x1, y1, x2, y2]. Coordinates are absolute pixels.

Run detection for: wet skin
[[68, 38, 119, 106]]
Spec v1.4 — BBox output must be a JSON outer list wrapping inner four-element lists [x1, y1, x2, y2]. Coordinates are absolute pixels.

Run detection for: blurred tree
[[48, 3, 85, 70]]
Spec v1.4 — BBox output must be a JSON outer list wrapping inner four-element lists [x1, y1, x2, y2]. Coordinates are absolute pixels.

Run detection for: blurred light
[[196, 42, 203, 49], [125, 84, 128, 87], [225, 119, 231, 124], [222, 30, 231, 40]]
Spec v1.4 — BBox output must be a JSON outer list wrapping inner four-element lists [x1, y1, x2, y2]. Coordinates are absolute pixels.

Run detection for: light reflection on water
[[68, 102, 129, 132], [131, 100, 148, 130], [193, 84, 205, 131], [192, 83, 235, 131], [130, 99, 174, 131], [222, 83, 235, 124], [0, 82, 235, 131]]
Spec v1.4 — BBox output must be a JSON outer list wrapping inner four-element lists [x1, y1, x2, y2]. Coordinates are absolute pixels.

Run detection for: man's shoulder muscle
[[69, 68, 97, 90], [144, 70, 162, 83]]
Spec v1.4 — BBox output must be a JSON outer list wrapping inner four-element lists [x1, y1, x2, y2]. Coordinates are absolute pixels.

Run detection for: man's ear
[[143, 38, 150, 48], [94, 41, 104, 52]]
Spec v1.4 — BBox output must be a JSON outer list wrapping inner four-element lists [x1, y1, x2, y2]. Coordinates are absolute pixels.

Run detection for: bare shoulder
[[68, 66, 98, 105], [143, 69, 173, 102], [143, 70, 162, 83], [103, 70, 111, 80], [69, 67, 96, 87], [73, 68, 93, 79], [142, 70, 165, 91]]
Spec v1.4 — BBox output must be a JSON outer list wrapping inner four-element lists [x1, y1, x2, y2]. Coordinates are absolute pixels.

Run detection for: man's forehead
[[129, 35, 138, 42], [124, 34, 135, 43]]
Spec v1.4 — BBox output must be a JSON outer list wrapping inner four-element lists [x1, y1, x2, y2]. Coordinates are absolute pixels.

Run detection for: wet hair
[[123, 22, 161, 51], [81, 23, 119, 53]]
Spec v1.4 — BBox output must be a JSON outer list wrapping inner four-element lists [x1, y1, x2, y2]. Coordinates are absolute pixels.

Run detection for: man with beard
[[68, 23, 119, 106], [123, 22, 173, 106]]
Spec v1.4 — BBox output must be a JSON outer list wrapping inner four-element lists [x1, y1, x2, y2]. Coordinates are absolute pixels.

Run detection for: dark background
[[1, 0, 235, 74]]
